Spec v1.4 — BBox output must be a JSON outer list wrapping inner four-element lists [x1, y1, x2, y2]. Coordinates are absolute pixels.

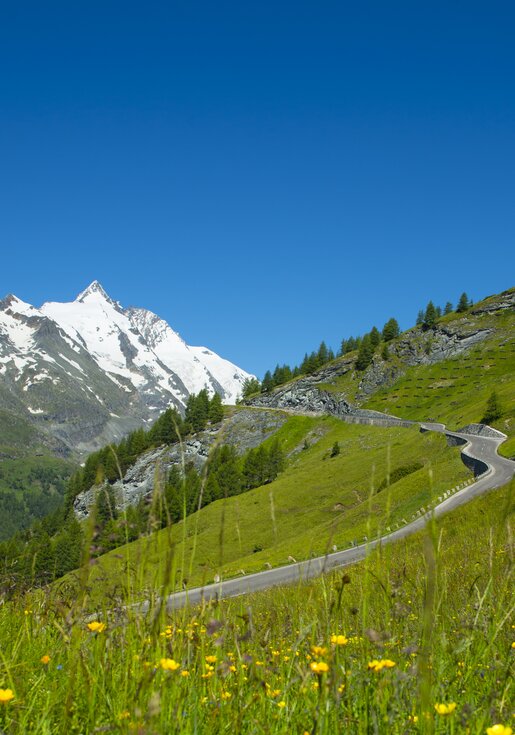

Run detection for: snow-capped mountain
[[0, 281, 253, 456]]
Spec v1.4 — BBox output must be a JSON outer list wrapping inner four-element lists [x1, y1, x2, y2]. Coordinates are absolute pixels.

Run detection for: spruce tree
[[355, 334, 373, 370], [382, 318, 400, 342], [317, 341, 329, 365], [482, 390, 502, 424], [241, 377, 261, 398], [416, 309, 424, 325], [457, 292, 469, 313], [261, 370, 274, 392], [369, 327, 381, 349], [444, 301, 453, 315], [208, 393, 224, 424], [423, 301, 437, 329]]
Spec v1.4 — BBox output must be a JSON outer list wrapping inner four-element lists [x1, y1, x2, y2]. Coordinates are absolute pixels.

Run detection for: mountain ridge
[[0, 281, 253, 457]]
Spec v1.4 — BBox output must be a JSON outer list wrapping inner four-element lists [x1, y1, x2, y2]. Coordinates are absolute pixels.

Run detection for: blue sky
[[1, 1, 514, 377]]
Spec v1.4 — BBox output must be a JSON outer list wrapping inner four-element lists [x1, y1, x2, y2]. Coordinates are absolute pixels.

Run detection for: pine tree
[[185, 391, 209, 432], [381, 343, 390, 361], [423, 301, 437, 329], [416, 310, 424, 326], [482, 390, 502, 424], [382, 318, 400, 342], [456, 292, 469, 313], [317, 341, 329, 365], [355, 334, 374, 370], [261, 370, 274, 392], [444, 301, 453, 315], [241, 377, 261, 398], [369, 327, 381, 349], [266, 440, 285, 481], [208, 393, 224, 424]]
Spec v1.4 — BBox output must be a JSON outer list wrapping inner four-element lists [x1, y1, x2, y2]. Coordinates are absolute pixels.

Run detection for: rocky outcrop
[[247, 290, 512, 412], [455, 423, 507, 439], [73, 408, 288, 519], [247, 384, 413, 428]]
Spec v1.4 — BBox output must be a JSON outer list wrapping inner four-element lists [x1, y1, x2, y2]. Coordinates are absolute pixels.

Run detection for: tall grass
[[0, 475, 512, 734]]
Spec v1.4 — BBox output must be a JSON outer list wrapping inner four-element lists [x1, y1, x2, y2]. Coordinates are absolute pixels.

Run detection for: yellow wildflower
[[368, 659, 396, 673], [486, 727, 512, 735], [180, 670, 190, 677], [205, 655, 217, 664], [160, 658, 180, 671], [331, 634, 349, 646], [311, 645, 328, 656], [0, 689, 14, 704], [310, 661, 329, 674], [87, 621, 106, 633], [220, 691, 231, 700], [277, 701, 286, 708], [434, 703, 457, 715], [40, 655, 51, 665]]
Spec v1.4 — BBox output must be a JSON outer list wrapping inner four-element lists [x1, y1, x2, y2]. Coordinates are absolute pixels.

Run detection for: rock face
[[73, 409, 288, 519], [0, 282, 254, 458]]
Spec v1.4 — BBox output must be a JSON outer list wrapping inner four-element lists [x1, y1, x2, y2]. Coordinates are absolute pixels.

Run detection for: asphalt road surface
[[133, 424, 514, 615]]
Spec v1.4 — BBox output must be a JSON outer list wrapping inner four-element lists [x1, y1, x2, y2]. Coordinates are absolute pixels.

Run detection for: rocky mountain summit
[[0, 282, 253, 457]]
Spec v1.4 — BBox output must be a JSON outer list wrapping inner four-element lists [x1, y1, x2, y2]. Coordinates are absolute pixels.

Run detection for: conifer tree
[[482, 390, 502, 424], [241, 377, 261, 398], [457, 292, 470, 313], [369, 327, 381, 349], [355, 334, 374, 370], [317, 341, 329, 365], [444, 301, 453, 315], [382, 318, 400, 342], [423, 301, 437, 329], [261, 370, 274, 392], [381, 343, 390, 360], [416, 309, 424, 326], [208, 393, 224, 424]]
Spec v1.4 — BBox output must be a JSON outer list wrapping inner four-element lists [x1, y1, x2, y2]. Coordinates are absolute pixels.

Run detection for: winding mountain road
[[136, 423, 514, 614]]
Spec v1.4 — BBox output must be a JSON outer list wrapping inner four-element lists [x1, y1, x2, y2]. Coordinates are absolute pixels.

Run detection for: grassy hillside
[[315, 292, 515, 436], [0, 478, 512, 734], [66, 413, 473, 604]]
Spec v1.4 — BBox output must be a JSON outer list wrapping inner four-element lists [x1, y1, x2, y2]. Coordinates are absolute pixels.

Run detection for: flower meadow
[[0, 482, 513, 734]]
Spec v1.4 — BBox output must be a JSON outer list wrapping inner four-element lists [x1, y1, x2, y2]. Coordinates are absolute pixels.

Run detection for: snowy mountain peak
[[0, 283, 254, 455], [75, 280, 115, 304]]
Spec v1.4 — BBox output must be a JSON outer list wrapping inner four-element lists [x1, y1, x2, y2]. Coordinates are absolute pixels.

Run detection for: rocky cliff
[[73, 408, 288, 519]]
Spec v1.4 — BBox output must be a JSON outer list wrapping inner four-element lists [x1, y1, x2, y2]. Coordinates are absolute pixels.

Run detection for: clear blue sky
[[1, 1, 514, 377]]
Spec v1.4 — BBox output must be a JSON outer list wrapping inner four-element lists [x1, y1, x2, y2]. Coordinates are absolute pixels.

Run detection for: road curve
[[135, 424, 514, 615]]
